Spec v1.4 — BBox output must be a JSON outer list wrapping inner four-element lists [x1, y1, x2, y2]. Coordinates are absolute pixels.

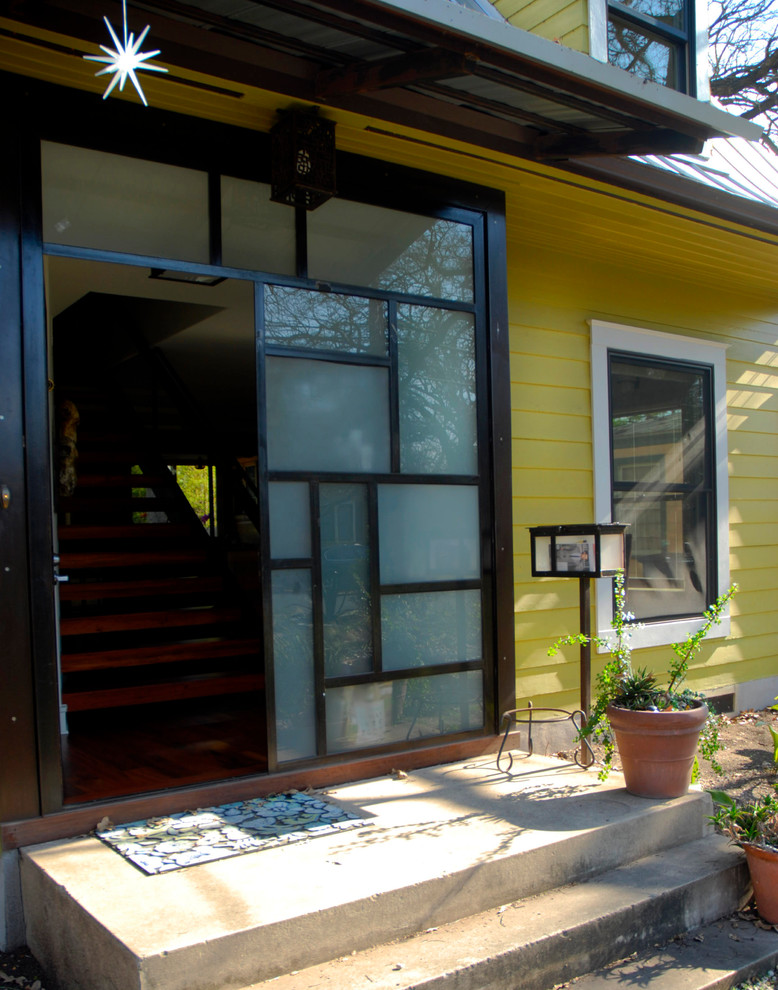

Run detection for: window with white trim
[[590, 321, 730, 648]]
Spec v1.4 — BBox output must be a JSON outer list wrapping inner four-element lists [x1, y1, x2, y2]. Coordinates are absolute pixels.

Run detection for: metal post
[[579, 574, 591, 718]]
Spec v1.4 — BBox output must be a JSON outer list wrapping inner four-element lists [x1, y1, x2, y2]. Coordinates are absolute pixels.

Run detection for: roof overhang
[[2, 0, 763, 161]]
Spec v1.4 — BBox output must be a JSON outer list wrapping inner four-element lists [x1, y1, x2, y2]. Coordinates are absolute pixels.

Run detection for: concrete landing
[[19, 753, 742, 990]]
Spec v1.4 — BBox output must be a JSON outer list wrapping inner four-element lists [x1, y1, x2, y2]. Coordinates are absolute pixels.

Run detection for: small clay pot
[[743, 843, 778, 925], [606, 702, 708, 799]]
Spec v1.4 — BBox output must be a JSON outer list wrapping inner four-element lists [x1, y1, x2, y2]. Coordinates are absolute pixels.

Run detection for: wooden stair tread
[[75, 474, 171, 488], [61, 606, 242, 636], [58, 523, 196, 542], [59, 576, 223, 601], [58, 497, 177, 512], [59, 550, 210, 569], [62, 673, 265, 711], [62, 638, 261, 672]]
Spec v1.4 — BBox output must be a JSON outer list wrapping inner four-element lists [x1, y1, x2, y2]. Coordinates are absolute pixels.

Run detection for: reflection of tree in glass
[[321, 484, 373, 678], [608, 21, 673, 84], [377, 218, 474, 303], [399, 672, 482, 737], [265, 285, 387, 356], [272, 578, 314, 734], [381, 590, 482, 670], [398, 305, 477, 474]]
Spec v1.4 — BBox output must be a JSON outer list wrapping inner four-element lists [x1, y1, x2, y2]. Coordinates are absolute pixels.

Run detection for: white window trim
[[589, 319, 730, 649]]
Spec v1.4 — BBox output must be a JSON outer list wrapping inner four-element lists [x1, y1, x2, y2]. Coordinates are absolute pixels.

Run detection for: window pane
[[397, 305, 477, 475], [381, 590, 482, 671], [615, 491, 708, 619], [611, 359, 708, 487], [611, 0, 685, 28], [611, 355, 711, 622], [608, 19, 680, 87], [321, 484, 373, 677], [221, 176, 296, 275], [265, 285, 387, 357], [378, 484, 480, 584], [326, 671, 483, 752], [41, 142, 209, 262], [269, 482, 310, 559], [272, 569, 317, 762], [266, 357, 390, 472], [308, 199, 474, 302]]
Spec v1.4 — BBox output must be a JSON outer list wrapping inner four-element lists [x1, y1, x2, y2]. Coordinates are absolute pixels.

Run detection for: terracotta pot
[[606, 702, 708, 799], [743, 843, 778, 925]]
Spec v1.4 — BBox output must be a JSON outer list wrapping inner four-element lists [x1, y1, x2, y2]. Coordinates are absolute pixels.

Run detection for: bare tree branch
[[708, 0, 778, 148]]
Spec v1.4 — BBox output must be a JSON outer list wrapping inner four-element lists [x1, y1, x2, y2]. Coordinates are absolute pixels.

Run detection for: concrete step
[[561, 915, 778, 990], [235, 834, 747, 990], [19, 754, 747, 990]]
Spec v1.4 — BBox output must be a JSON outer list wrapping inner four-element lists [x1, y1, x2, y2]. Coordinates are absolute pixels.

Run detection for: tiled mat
[[96, 792, 372, 874]]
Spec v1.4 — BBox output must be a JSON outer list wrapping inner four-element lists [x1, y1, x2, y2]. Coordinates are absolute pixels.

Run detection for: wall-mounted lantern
[[270, 109, 336, 211]]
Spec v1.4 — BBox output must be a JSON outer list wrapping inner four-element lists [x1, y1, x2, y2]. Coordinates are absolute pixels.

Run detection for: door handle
[[53, 554, 70, 584]]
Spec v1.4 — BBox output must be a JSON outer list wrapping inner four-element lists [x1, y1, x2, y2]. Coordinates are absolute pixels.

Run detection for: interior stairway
[[56, 385, 264, 718]]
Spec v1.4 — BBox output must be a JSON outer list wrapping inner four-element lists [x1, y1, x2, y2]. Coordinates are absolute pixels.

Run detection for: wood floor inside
[[61, 695, 268, 805]]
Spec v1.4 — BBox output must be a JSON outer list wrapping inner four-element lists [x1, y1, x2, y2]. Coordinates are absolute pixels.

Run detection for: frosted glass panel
[[321, 485, 373, 677], [221, 176, 296, 275], [381, 590, 481, 670], [265, 285, 387, 356], [41, 142, 209, 262], [397, 305, 477, 474], [266, 357, 390, 472], [378, 484, 480, 584], [308, 199, 474, 302], [269, 482, 310, 559], [326, 671, 483, 753], [272, 569, 316, 762]]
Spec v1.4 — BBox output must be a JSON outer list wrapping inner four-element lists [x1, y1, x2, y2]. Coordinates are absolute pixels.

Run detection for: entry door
[[260, 281, 489, 768]]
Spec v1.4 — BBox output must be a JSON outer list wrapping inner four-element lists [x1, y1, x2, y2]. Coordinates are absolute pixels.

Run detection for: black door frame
[[6, 71, 514, 815]]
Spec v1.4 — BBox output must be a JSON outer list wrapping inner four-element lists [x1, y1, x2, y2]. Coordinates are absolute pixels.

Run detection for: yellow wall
[[3, 21, 777, 713], [494, 0, 591, 52]]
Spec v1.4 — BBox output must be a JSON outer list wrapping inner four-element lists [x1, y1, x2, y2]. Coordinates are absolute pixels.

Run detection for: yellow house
[[0, 0, 776, 946]]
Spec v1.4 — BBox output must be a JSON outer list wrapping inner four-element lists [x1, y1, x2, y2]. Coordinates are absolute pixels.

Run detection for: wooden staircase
[[56, 389, 264, 718]]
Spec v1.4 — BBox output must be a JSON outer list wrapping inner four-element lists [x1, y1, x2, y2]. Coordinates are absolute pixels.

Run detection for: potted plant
[[710, 787, 778, 924], [548, 571, 737, 799]]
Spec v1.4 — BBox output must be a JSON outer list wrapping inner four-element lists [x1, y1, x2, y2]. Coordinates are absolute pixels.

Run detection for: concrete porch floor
[[20, 752, 741, 990]]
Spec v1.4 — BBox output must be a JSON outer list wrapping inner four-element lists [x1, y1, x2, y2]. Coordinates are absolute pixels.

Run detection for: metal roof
[[635, 137, 778, 210], [5, 0, 762, 161]]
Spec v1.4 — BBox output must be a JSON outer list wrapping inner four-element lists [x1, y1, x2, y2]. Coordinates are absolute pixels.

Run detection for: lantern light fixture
[[270, 109, 336, 211], [528, 523, 627, 580]]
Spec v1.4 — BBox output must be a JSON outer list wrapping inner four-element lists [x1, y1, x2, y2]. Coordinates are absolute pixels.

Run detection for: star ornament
[[84, 0, 168, 107]]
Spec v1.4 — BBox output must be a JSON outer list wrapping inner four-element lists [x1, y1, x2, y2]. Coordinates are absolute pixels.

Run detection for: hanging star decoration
[[83, 0, 167, 107]]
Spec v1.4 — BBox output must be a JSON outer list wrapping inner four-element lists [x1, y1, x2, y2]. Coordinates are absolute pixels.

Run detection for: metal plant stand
[[496, 702, 594, 773]]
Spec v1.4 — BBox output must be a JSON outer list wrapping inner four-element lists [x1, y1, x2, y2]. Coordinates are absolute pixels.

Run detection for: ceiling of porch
[[1, 0, 761, 162]]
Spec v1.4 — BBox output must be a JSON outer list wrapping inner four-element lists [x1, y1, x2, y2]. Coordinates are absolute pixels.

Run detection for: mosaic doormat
[[96, 792, 372, 875]]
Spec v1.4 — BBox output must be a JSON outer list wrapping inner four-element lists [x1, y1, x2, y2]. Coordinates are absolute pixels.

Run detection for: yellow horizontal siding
[[495, 0, 590, 52]]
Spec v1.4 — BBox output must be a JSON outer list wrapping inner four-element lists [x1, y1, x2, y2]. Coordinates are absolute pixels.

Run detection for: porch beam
[[316, 48, 477, 97], [535, 127, 705, 159]]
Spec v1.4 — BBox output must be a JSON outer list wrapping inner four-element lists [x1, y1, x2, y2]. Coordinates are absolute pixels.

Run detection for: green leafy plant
[[709, 787, 778, 853], [548, 571, 737, 780]]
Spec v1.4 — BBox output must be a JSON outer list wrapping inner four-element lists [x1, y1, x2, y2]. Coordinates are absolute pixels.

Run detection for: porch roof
[[4, 0, 761, 162]]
